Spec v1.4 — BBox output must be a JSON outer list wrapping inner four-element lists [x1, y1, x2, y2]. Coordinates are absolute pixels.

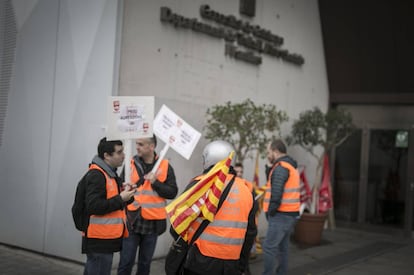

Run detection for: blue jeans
[[262, 213, 297, 275], [84, 252, 113, 275], [117, 232, 158, 275]]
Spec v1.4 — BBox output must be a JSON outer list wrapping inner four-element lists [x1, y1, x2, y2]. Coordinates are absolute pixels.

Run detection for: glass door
[[366, 130, 408, 228]]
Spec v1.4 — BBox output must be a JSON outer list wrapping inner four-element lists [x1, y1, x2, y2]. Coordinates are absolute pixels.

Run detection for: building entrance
[[335, 127, 414, 237], [366, 129, 408, 228]]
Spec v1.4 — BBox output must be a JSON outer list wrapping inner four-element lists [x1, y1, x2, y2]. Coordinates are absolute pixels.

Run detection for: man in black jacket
[[83, 137, 136, 275]]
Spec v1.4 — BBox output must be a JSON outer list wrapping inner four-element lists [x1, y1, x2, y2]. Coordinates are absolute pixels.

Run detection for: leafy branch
[[204, 99, 288, 163], [286, 106, 355, 214]]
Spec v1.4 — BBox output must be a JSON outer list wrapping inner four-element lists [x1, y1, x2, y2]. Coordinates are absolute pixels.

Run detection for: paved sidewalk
[[1, 227, 413, 274]]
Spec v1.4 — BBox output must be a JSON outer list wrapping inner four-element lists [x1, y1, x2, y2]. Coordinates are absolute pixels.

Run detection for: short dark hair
[[97, 137, 123, 159], [269, 139, 287, 154], [150, 134, 157, 148], [235, 162, 243, 168]]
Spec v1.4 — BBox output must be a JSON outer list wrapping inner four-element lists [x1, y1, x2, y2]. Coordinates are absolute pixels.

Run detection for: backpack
[[71, 172, 89, 232]]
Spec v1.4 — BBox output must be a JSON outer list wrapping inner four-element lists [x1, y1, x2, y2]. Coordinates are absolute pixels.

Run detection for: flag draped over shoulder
[[166, 151, 234, 240], [318, 154, 333, 213]]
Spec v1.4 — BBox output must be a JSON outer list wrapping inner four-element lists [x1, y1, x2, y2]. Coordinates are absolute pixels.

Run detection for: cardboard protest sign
[[153, 104, 201, 160], [106, 96, 154, 140]]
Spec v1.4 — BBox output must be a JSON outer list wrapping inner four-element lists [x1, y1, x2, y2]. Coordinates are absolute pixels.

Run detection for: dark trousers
[[84, 252, 113, 275], [117, 232, 157, 275]]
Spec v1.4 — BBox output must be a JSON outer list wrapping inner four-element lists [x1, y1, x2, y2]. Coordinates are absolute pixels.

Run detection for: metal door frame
[[404, 127, 414, 237]]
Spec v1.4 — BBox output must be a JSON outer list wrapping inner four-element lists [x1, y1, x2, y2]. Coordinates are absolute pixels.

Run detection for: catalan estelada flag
[[166, 151, 234, 240]]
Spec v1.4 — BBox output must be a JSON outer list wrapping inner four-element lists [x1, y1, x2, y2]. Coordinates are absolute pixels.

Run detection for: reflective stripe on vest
[[127, 159, 168, 220], [187, 175, 253, 260], [86, 164, 128, 239], [263, 161, 300, 213]]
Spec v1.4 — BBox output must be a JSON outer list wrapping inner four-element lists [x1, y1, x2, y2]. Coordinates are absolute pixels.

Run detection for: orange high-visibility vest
[[86, 164, 128, 239], [127, 159, 169, 220], [263, 161, 300, 213], [186, 175, 253, 260], [243, 180, 259, 226], [244, 180, 254, 193]]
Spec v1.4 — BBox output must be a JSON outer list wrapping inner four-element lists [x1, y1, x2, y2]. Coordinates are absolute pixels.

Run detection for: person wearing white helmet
[[167, 140, 257, 275], [201, 140, 237, 169]]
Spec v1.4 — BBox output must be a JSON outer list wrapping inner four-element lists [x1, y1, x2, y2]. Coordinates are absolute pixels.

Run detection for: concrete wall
[[0, 0, 121, 262], [119, 0, 329, 256], [0, 0, 329, 263]]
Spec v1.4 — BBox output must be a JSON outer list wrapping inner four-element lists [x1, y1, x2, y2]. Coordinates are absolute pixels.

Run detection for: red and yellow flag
[[166, 151, 234, 239], [299, 166, 312, 211], [252, 151, 265, 200], [318, 154, 333, 213]]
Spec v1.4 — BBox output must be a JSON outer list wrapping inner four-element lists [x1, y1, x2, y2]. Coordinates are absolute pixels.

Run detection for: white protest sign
[[106, 96, 154, 140], [153, 104, 201, 160], [106, 96, 154, 184]]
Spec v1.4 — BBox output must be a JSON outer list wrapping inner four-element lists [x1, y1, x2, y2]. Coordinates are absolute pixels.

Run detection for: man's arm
[[151, 165, 178, 199]]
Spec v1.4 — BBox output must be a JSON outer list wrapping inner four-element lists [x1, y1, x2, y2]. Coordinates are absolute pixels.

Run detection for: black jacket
[[82, 156, 130, 254]]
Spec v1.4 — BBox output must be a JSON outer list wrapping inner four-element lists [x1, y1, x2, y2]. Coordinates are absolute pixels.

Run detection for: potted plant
[[204, 99, 288, 162], [287, 106, 355, 245]]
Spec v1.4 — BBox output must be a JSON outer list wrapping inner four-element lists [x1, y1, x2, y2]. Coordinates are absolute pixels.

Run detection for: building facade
[[4, 0, 411, 264]]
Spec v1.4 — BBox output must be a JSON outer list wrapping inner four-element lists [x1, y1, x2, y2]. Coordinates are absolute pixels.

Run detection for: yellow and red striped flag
[[318, 153, 333, 213], [253, 150, 265, 200], [166, 151, 234, 240]]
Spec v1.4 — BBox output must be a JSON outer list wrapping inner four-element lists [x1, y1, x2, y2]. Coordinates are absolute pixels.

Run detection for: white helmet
[[202, 140, 235, 170]]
